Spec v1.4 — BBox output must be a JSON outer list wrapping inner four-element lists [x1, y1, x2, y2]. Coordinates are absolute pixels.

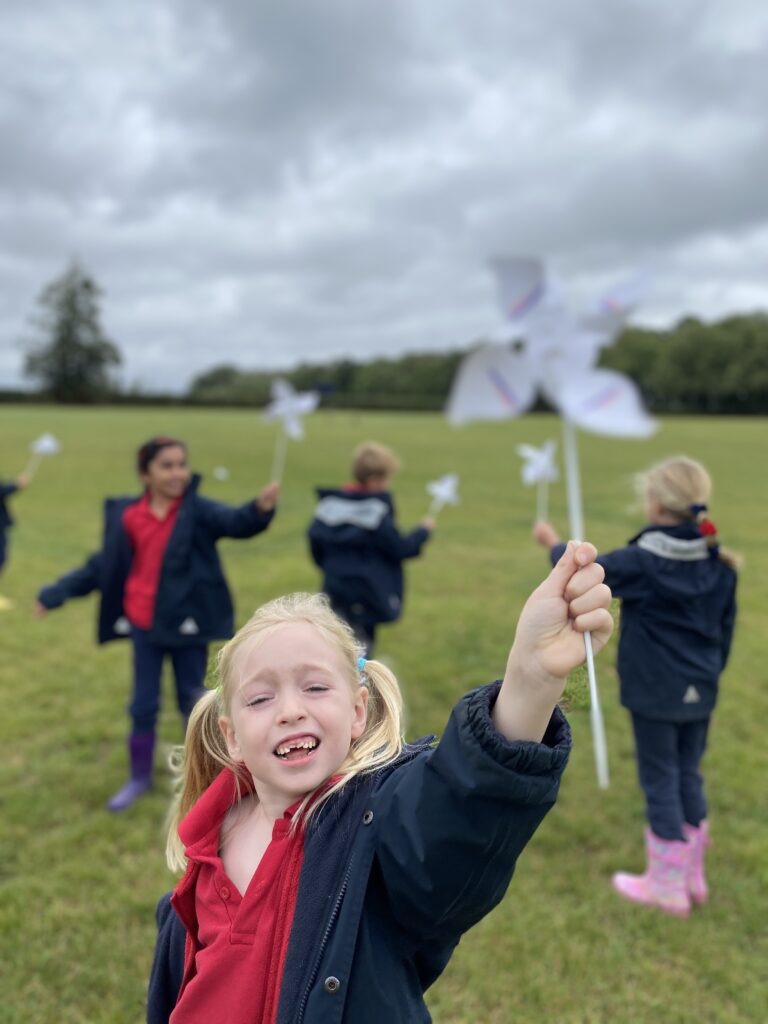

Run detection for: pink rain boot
[[683, 820, 711, 905], [612, 829, 691, 917]]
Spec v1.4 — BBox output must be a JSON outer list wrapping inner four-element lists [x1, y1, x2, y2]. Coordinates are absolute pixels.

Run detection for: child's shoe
[[612, 829, 691, 917], [0, 594, 14, 611], [107, 732, 155, 811], [683, 819, 711, 904]]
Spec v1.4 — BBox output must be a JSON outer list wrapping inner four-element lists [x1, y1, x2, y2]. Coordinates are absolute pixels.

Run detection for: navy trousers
[[0, 530, 7, 574], [129, 627, 208, 735], [330, 599, 377, 658], [631, 713, 711, 840]]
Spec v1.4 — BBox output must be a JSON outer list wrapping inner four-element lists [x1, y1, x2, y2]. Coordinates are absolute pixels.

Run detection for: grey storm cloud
[[1, 0, 767, 390]]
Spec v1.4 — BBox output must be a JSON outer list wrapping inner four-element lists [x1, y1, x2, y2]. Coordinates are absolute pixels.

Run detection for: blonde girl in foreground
[[148, 542, 612, 1024]]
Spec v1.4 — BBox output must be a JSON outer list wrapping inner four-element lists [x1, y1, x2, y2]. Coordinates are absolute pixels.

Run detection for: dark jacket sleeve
[[720, 572, 737, 669], [37, 553, 103, 609], [146, 893, 186, 1024], [372, 521, 430, 561], [371, 682, 570, 944], [307, 525, 324, 569], [0, 481, 18, 499], [194, 496, 276, 540], [551, 542, 649, 602]]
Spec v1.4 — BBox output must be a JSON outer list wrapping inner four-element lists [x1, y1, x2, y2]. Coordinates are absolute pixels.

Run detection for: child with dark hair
[[307, 441, 433, 656], [36, 437, 279, 811], [0, 472, 31, 609]]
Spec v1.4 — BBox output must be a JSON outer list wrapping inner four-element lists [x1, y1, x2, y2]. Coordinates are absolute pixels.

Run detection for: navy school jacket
[[0, 480, 19, 530], [307, 487, 430, 624], [37, 475, 275, 648], [147, 682, 571, 1023], [552, 523, 737, 721]]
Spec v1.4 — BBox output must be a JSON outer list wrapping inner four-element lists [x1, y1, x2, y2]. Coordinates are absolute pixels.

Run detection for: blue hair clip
[[357, 656, 367, 672]]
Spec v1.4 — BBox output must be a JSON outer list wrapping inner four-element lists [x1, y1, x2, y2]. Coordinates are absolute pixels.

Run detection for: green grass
[[1, 405, 766, 1023]]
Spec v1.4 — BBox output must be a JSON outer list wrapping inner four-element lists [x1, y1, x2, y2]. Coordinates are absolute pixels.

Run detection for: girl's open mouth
[[273, 736, 320, 762]]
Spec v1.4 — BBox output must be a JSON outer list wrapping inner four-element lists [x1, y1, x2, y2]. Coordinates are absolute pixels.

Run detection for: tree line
[[13, 261, 768, 414]]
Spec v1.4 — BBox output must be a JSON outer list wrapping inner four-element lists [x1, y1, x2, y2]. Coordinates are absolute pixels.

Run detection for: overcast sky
[[2, 0, 766, 393]]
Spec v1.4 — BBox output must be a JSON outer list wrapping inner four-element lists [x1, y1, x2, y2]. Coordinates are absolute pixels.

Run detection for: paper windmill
[[426, 473, 460, 516]]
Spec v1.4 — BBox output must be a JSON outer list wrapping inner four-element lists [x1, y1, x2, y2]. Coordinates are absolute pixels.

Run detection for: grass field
[[1, 404, 766, 1024]]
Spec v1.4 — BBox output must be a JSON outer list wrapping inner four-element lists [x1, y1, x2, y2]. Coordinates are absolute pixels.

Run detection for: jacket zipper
[[295, 855, 354, 1024]]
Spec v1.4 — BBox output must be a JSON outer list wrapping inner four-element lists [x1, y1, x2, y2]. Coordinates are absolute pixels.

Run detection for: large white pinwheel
[[450, 257, 655, 440], [447, 258, 657, 789]]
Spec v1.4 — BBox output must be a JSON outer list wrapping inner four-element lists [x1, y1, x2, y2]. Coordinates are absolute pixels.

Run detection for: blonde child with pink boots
[[534, 456, 738, 916]]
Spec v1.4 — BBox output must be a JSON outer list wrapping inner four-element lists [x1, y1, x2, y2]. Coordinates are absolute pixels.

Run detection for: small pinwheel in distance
[[263, 378, 320, 482], [516, 441, 558, 521], [24, 433, 62, 478], [426, 473, 460, 517]]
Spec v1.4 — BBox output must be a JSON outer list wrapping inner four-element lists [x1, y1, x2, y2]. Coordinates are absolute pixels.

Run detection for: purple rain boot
[[612, 829, 691, 918], [683, 820, 711, 905], [107, 732, 155, 812]]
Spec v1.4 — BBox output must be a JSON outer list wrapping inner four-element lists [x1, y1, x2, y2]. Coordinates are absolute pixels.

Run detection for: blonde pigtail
[[165, 689, 243, 872]]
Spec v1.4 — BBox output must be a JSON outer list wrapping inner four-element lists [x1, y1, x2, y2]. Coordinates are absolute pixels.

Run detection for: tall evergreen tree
[[24, 261, 121, 402]]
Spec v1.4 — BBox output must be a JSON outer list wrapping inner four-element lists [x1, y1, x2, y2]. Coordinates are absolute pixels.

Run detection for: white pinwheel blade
[[446, 344, 538, 425], [270, 377, 294, 401], [283, 415, 304, 441], [555, 369, 657, 438], [490, 257, 545, 322], [581, 271, 649, 339]]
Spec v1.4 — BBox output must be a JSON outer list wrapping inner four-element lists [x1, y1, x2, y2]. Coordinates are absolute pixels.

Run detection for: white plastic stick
[[562, 417, 610, 789], [271, 431, 288, 484], [428, 497, 443, 517], [22, 452, 43, 479], [536, 479, 548, 522], [562, 418, 584, 541]]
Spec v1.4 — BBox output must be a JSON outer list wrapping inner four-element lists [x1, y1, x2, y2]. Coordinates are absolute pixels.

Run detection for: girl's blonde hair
[[166, 593, 404, 872], [637, 456, 740, 569]]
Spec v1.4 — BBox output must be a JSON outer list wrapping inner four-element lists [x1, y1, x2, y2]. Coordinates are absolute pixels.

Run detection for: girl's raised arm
[[493, 541, 613, 743]]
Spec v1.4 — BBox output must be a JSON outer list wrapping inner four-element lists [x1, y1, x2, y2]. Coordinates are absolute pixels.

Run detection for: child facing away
[[307, 441, 433, 656], [35, 436, 279, 812], [146, 543, 613, 1024], [0, 472, 31, 610], [534, 456, 738, 917]]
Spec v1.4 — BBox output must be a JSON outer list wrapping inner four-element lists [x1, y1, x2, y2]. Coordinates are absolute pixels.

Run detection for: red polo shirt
[[170, 771, 305, 1024], [122, 493, 182, 629]]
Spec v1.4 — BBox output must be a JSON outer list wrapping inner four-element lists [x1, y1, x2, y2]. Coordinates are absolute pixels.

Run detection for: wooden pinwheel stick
[[562, 417, 610, 789]]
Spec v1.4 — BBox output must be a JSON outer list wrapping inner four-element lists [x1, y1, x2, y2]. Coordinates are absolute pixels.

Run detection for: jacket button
[[324, 976, 341, 994], [219, 886, 230, 900], [362, 810, 374, 825]]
